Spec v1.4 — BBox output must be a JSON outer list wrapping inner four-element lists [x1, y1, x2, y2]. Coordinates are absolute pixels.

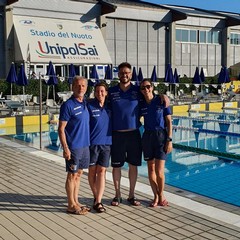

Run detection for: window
[[176, 29, 197, 43], [230, 33, 240, 45], [199, 31, 206, 43], [199, 30, 220, 44], [212, 31, 220, 44], [190, 30, 197, 42]]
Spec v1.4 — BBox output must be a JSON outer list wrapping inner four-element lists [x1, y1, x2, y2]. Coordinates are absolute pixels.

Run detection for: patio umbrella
[[90, 65, 99, 86], [173, 68, 180, 97], [6, 62, 18, 96], [173, 68, 180, 83], [192, 67, 202, 85], [17, 64, 28, 94], [200, 67, 205, 82], [104, 64, 113, 80], [150, 66, 157, 82], [46, 61, 58, 101], [218, 66, 230, 84], [137, 67, 144, 85], [17, 64, 29, 111], [164, 63, 174, 95], [68, 64, 76, 85], [164, 63, 174, 83], [131, 66, 138, 84], [104, 64, 112, 84]]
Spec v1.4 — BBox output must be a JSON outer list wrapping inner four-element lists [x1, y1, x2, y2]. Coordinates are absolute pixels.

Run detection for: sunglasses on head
[[140, 85, 152, 90]]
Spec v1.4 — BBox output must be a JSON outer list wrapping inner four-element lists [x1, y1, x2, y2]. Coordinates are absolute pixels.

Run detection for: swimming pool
[[5, 112, 240, 207]]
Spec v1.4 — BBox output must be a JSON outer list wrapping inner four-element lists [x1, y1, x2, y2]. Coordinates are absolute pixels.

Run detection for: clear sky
[[143, 0, 240, 14]]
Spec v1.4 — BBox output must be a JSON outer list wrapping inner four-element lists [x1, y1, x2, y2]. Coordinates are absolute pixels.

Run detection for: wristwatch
[[166, 137, 172, 142]]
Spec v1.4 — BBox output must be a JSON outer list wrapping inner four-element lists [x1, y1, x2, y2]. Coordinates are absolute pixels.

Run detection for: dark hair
[[140, 79, 152, 86], [118, 62, 131, 71], [94, 82, 108, 91]]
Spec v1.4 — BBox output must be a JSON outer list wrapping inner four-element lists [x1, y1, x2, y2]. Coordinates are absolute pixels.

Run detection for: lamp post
[[39, 72, 43, 150]]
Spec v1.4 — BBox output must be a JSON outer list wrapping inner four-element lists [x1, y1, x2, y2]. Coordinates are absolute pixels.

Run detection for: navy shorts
[[142, 129, 167, 161], [65, 147, 90, 173], [111, 129, 142, 168], [89, 145, 110, 168]]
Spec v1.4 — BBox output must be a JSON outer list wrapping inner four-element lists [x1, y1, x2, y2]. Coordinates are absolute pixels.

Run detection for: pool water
[[137, 149, 240, 206], [6, 113, 240, 207]]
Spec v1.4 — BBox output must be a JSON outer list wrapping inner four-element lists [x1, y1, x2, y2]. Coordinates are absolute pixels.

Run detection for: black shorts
[[142, 129, 167, 161], [89, 145, 110, 168], [111, 129, 142, 168]]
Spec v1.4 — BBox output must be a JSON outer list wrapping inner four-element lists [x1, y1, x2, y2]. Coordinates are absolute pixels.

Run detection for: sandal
[[127, 197, 141, 206], [80, 205, 91, 212], [66, 207, 88, 215], [159, 199, 169, 207], [93, 203, 106, 213], [149, 201, 158, 207], [111, 197, 122, 206]]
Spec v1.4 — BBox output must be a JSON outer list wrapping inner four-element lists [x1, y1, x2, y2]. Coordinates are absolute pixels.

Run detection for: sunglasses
[[140, 85, 152, 90]]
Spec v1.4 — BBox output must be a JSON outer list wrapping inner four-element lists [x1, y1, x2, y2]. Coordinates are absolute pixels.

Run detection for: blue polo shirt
[[140, 95, 171, 131], [108, 84, 141, 131], [87, 99, 112, 145], [59, 96, 90, 149]]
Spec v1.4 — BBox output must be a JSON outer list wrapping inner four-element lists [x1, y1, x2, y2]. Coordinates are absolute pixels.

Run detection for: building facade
[[1, 0, 240, 79]]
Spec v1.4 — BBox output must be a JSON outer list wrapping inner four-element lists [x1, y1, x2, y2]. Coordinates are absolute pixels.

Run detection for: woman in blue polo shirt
[[140, 79, 173, 207], [87, 82, 112, 213]]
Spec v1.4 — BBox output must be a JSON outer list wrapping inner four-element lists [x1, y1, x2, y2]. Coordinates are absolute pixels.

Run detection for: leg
[[65, 171, 78, 210], [88, 165, 97, 200], [73, 169, 83, 206], [93, 165, 107, 213], [95, 165, 106, 204], [127, 163, 141, 206], [128, 163, 138, 199], [155, 160, 168, 205], [112, 167, 121, 197], [147, 159, 159, 206], [111, 167, 122, 206]]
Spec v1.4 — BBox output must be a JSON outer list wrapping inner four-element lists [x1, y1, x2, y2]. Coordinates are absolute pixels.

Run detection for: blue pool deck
[[0, 137, 240, 240]]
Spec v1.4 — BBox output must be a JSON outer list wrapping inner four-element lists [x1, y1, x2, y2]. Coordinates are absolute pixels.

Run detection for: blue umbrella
[[104, 64, 113, 80], [173, 68, 180, 83], [137, 67, 144, 85], [218, 66, 230, 84], [17, 64, 28, 94], [192, 67, 202, 84], [131, 66, 138, 83], [6, 62, 18, 96], [200, 67, 205, 82], [68, 64, 76, 85], [46, 61, 58, 101], [46, 61, 58, 86], [164, 63, 174, 83], [90, 65, 99, 85], [150, 66, 157, 82], [17, 64, 29, 110]]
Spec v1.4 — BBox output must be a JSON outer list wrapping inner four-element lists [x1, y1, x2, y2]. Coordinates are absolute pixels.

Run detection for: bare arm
[[58, 120, 71, 160], [164, 114, 173, 154], [159, 94, 170, 107]]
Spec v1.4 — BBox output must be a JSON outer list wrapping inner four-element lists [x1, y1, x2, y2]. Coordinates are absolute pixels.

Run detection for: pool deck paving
[[0, 137, 240, 240]]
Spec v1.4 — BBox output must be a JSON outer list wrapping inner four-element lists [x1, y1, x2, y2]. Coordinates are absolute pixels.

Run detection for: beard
[[120, 77, 130, 84]]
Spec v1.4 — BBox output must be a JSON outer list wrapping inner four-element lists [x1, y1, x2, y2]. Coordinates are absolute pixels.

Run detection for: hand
[[165, 141, 173, 154], [160, 94, 170, 107], [63, 148, 71, 160]]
